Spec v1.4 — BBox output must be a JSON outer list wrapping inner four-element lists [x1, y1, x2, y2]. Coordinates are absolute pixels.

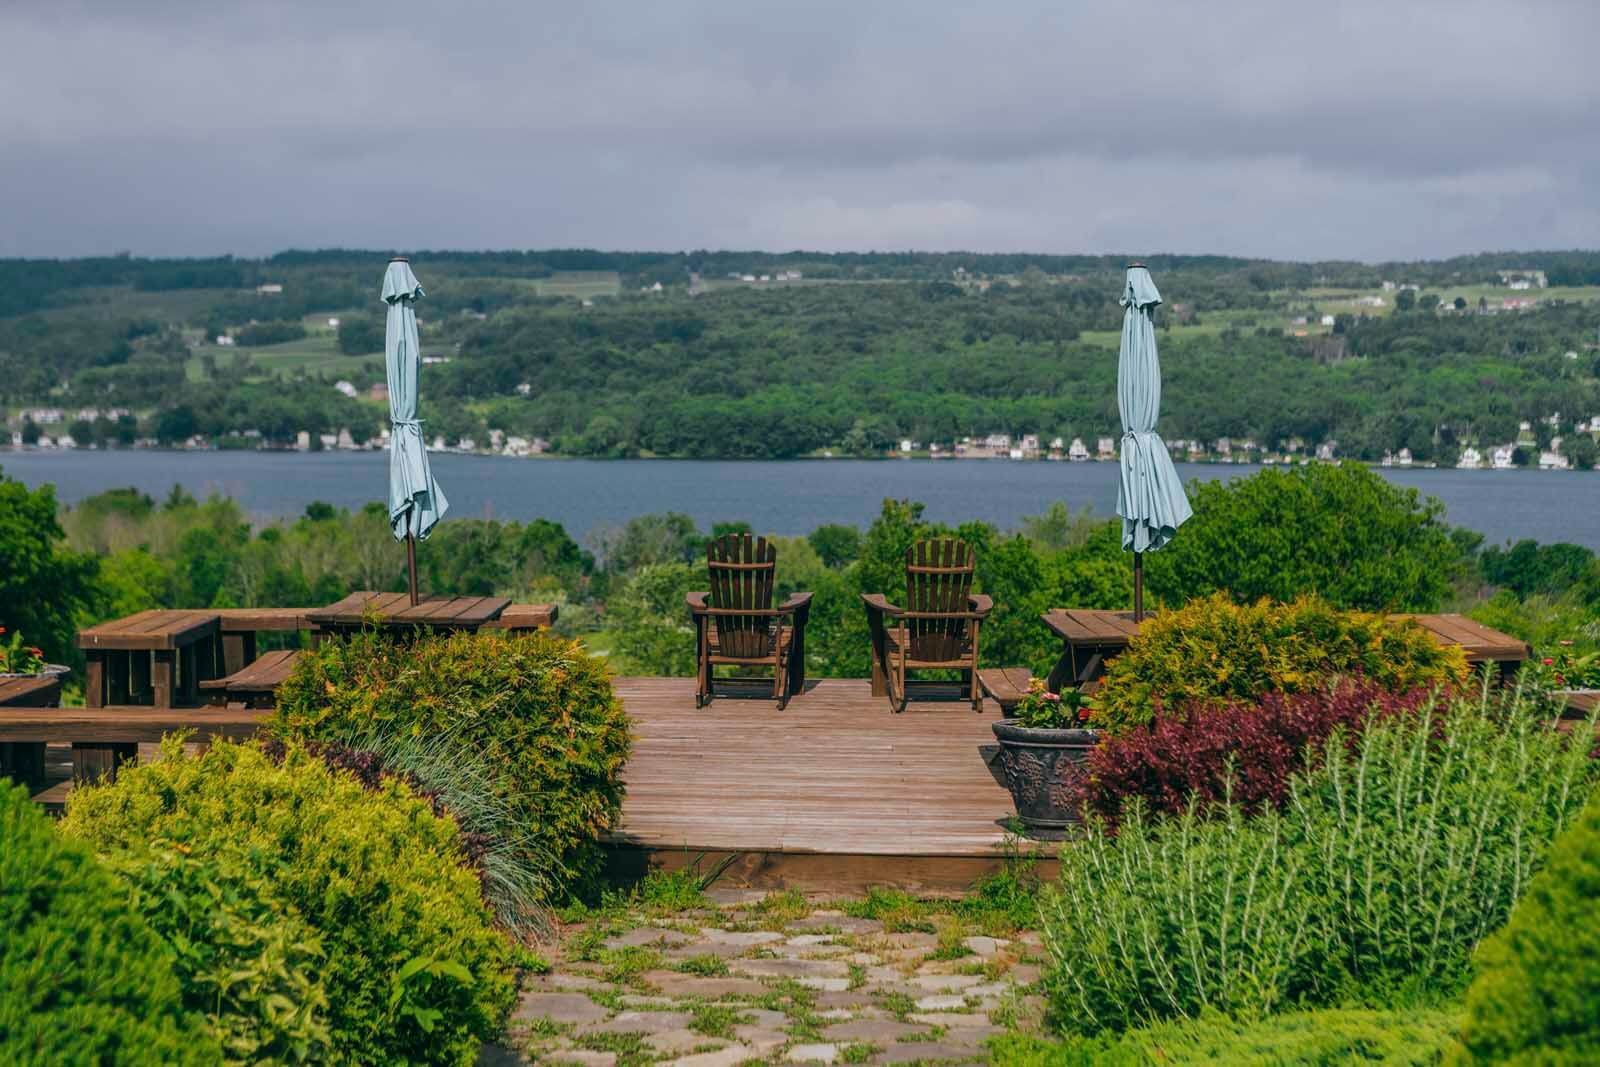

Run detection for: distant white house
[[515, 382, 533, 397], [1097, 436, 1116, 459], [327, 317, 341, 328], [1491, 444, 1517, 470], [1019, 434, 1041, 456], [899, 439, 914, 454], [1213, 437, 1232, 456], [1068, 437, 1090, 462], [256, 283, 283, 295], [1320, 314, 1336, 327], [1381, 280, 1397, 291], [1457, 447, 1483, 470], [1359, 296, 1387, 308], [1315, 441, 1337, 462], [421, 355, 452, 366], [1539, 450, 1570, 470], [1397, 447, 1414, 468], [333, 380, 358, 398], [21, 407, 63, 424], [215, 334, 236, 346], [984, 433, 1012, 451]]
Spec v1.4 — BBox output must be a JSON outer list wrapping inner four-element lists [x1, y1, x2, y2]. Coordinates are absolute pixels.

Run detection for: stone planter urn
[[991, 719, 1100, 840]]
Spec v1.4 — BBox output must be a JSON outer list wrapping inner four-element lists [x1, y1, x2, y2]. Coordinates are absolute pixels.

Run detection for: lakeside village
[[6, 400, 1598, 471]]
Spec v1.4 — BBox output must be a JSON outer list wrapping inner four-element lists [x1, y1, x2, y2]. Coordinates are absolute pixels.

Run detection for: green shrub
[[270, 629, 631, 896], [1041, 694, 1598, 1036], [62, 738, 514, 1067], [1449, 788, 1600, 1065], [0, 780, 219, 1066], [1091, 593, 1469, 735], [92, 844, 331, 1064], [1142, 462, 1466, 612], [989, 1006, 1459, 1065]]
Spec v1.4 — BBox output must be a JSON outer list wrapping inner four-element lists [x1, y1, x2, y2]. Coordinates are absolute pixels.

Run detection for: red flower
[[1077, 708, 1091, 722], [1543, 658, 1555, 666]]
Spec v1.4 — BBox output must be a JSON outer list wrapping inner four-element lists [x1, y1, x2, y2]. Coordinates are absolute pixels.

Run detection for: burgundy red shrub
[[1084, 680, 1441, 825]]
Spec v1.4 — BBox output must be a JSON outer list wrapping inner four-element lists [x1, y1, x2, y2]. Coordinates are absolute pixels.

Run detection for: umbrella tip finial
[[390, 255, 409, 263], [1127, 261, 1147, 269]]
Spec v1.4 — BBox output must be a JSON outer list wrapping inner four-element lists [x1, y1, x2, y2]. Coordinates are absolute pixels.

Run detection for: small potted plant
[[1530, 641, 1600, 718], [991, 678, 1099, 839], [0, 628, 66, 680]]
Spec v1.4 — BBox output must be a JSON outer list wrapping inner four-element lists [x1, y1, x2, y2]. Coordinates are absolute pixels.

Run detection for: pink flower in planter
[[1543, 658, 1555, 666]]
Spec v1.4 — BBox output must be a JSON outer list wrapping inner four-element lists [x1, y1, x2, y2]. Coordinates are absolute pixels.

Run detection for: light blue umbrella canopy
[[1115, 265, 1192, 553], [383, 259, 448, 541]]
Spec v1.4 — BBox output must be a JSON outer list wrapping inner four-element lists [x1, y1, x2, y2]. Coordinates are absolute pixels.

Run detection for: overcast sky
[[3, 0, 1597, 261]]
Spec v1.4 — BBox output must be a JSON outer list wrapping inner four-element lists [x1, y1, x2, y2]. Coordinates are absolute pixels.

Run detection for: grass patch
[[839, 1043, 879, 1064], [630, 867, 710, 915], [571, 1029, 654, 1067], [599, 946, 663, 985], [752, 888, 811, 925], [689, 1004, 751, 1040], [879, 991, 918, 1021], [843, 888, 935, 933], [927, 917, 975, 961], [674, 954, 731, 977]]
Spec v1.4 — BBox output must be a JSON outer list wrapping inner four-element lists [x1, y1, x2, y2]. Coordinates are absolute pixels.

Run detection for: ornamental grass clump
[[1449, 788, 1600, 1065], [1091, 593, 1469, 736], [61, 737, 515, 1067], [271, 629, 631, 897], [1040, 691, 1599, 1037], [1084, 680, 1438, 825], [0, 781, 220, 1067]]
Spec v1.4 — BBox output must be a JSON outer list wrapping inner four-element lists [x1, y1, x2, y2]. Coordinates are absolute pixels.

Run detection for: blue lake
[[3, 449, 1597, 549]]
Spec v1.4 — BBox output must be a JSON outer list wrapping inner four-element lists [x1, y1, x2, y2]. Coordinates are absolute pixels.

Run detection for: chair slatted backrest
[[905, 538, 975, 661], [708, 533, 777, 659]]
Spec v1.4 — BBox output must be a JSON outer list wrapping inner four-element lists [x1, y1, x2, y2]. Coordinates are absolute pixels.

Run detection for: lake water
[[3, 449, 1597, 549]]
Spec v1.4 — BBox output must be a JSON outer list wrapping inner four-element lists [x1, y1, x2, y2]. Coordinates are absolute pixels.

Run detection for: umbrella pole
[[1133, 552, 1144, 622], [406, 532, 419, 606]]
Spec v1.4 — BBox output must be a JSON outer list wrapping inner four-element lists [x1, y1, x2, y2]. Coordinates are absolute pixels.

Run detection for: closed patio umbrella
[[1115, 263, 1192, 619], [383, 257, 448, 604]]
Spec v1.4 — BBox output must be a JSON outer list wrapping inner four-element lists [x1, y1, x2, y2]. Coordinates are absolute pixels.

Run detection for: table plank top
[[78, 610, 220, 651], [0, 675, 62, 707], [1043, 607, 1530, 664], [307, 591, 511, 629]]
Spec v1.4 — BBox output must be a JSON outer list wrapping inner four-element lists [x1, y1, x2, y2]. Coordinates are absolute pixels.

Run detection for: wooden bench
[[199, 650, 304, 709], [484, 603, 559, 633], [78, 609, 222, 708]]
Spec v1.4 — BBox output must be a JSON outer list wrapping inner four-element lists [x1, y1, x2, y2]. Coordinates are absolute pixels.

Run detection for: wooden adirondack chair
[[861, 538, 992, 713], [686, 534, 813, 709]]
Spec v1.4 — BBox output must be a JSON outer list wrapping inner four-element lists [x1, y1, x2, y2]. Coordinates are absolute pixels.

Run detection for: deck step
[[200, 649, 303, 707]]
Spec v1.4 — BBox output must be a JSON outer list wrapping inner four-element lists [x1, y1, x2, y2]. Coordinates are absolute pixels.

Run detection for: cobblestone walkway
[[485, 887, 1048, 1066]]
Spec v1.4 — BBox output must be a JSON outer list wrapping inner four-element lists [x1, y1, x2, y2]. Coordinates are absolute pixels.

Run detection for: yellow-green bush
[[0, 780, 219, 1066], [1449, 787, 1600, 1065], [271, 629, 631, 895], [1091, 593, 1469, 735], [62, 738, 514, 1067]]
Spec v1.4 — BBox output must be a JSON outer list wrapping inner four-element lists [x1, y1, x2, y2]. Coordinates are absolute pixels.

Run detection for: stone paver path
[[487, 888, 1047, 1066]]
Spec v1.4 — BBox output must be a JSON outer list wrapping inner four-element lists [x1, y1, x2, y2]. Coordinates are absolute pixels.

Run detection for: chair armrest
[[686, 592, 710, 614], [1039, 610, 1073, 640], [779, 592, 814, 614], [860, 593, 904, 617], [968, 594, 994, 618]]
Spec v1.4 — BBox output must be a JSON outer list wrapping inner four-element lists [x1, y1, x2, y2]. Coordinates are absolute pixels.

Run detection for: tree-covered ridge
[[2, 248, 1598, 461]]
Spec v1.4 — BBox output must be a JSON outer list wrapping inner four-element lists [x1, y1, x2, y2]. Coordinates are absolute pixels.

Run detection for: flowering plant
[[0, 628, 48, 675], [1012, 677, 1094, 730], [1528, 641, 1600, 691]]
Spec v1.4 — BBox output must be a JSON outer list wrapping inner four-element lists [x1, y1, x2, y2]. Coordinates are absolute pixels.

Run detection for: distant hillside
[[2, 249, 1598, 464]]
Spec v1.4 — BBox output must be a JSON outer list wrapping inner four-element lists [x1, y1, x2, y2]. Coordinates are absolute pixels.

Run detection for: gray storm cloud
[[2, 0, 1596, 259]]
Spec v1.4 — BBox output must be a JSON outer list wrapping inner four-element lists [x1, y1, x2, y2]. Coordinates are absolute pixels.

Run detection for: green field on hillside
[[186, 334, 382, 382]]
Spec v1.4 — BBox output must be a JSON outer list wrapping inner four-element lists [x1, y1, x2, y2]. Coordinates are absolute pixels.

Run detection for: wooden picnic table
[[78, 609, 221, 709], [0, 675, 62, 789], [1039, 608, 1532, 694], [307, 591, 512, 638]]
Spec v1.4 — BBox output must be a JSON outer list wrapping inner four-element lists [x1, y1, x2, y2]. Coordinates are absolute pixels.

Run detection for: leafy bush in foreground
[[1091, 593, 1468, 735], [1084, 680, 1437, 824], [62, 738, 514, 1067], [989, 1006, 1459, 1066], [1449, 788, 1600, 1065], [271, 629, 631, 895], [261, 730, 559, 938], [1041, 694, 1598, 1035], [0, 780, 218, 1066]]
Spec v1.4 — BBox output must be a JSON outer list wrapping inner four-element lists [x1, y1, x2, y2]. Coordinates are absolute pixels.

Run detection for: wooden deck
[[604, 677, 1036, 892], [3, 673, 1037, 891]]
